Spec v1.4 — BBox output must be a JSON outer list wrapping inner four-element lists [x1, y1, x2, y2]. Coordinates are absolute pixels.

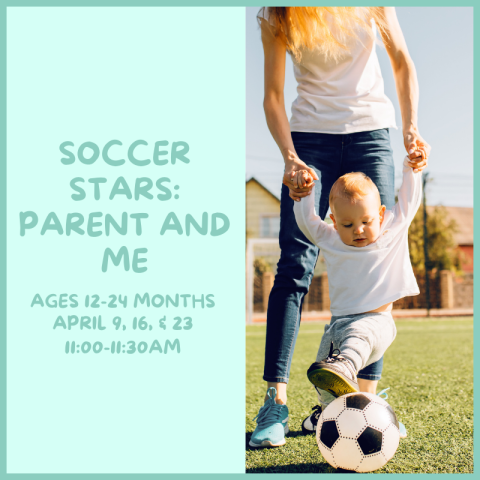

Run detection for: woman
[[250, 6, 430, 448]]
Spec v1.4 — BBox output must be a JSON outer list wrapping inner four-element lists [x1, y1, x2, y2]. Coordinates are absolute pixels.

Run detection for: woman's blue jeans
[[264, 129, 395, 384]]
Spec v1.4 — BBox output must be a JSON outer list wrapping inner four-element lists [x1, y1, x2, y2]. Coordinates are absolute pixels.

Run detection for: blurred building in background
[[441, 206, 474, 273], [246, 177, 280, 240]]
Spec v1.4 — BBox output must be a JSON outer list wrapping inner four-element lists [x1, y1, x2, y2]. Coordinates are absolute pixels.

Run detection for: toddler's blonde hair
[[329, 172, 381, 210]]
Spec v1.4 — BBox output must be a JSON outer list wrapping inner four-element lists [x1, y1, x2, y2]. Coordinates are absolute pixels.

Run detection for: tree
[[254, 257, 272, 277], [408, 205, 465, 274]]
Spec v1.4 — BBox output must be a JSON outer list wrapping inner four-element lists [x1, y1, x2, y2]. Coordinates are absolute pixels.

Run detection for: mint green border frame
[[0, 0, 475, 477]]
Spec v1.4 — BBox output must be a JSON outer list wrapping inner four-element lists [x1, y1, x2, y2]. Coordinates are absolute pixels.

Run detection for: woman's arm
[[260, 19, 318, 200], [377, 7, 431, 171]]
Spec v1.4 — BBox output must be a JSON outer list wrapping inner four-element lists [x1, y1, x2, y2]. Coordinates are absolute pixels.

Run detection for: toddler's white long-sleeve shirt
[[294, 158, 422, 316]]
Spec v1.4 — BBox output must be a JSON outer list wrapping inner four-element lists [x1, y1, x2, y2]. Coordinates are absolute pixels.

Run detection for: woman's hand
[[282, 152, 318, 201], [404, 130, 430, 172]]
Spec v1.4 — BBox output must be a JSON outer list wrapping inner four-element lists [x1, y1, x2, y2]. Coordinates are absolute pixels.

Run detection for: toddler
[[293, 157, 423, 430]]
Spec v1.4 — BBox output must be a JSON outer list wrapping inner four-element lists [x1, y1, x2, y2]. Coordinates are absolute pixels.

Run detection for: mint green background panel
[[7, 7, 245, 473]]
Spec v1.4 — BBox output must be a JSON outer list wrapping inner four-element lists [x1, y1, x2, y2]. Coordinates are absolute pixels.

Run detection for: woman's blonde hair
[[259, 7, 387, 62]]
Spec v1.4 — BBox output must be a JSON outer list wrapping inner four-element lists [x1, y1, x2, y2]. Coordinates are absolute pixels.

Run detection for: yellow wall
[[246, 180, 280, 239]]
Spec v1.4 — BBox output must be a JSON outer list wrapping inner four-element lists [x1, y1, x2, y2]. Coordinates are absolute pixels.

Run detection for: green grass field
[[246, 317, 473, 474]]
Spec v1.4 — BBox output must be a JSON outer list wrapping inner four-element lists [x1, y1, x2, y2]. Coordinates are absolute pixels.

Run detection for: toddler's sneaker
[[301, 404, 323, 435], [377, 388, 407, 439], [307, 342, 359, 397], [249, 387, 289, 448]]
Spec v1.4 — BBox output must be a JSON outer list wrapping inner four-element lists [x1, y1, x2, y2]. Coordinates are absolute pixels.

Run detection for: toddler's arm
[[392, 156, 423, 224], [293, 173, 330, 246]]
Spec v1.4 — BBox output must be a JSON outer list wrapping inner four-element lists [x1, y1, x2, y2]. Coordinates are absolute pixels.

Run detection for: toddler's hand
[[404, 131, 430, 173], [290, 170, 315, 189], [283, 155, 318, 201], [407, 147, 428, 173]]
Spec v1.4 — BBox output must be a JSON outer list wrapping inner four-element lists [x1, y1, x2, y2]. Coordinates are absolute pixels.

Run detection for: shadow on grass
[[246, 432, 353, 474], [246, 461, 358, 474], [246, 464, 348, 474]]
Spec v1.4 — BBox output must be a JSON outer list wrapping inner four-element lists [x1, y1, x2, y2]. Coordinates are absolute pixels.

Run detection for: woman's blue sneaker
[[249, 387, 289, 448], [378, 388, 407, 439]]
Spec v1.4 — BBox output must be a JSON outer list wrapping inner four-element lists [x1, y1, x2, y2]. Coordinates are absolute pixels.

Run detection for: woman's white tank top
[[258, 8, 397, 134]]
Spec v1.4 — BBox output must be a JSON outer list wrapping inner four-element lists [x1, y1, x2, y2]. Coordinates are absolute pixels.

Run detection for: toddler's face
[[330, 193, 386, 247]]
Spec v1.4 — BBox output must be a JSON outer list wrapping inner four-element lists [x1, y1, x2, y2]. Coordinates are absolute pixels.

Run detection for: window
[[260, 216, 280, 238]]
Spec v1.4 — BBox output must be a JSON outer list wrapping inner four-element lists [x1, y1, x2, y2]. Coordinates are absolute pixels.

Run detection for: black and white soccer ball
[[316, 392, 400, 472]]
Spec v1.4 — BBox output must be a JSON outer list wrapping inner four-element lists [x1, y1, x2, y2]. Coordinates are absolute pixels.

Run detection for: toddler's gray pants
[[316, 311, 397, 373]]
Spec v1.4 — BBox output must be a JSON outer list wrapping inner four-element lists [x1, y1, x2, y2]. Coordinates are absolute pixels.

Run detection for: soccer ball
[[316, 392, 400, 472]]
